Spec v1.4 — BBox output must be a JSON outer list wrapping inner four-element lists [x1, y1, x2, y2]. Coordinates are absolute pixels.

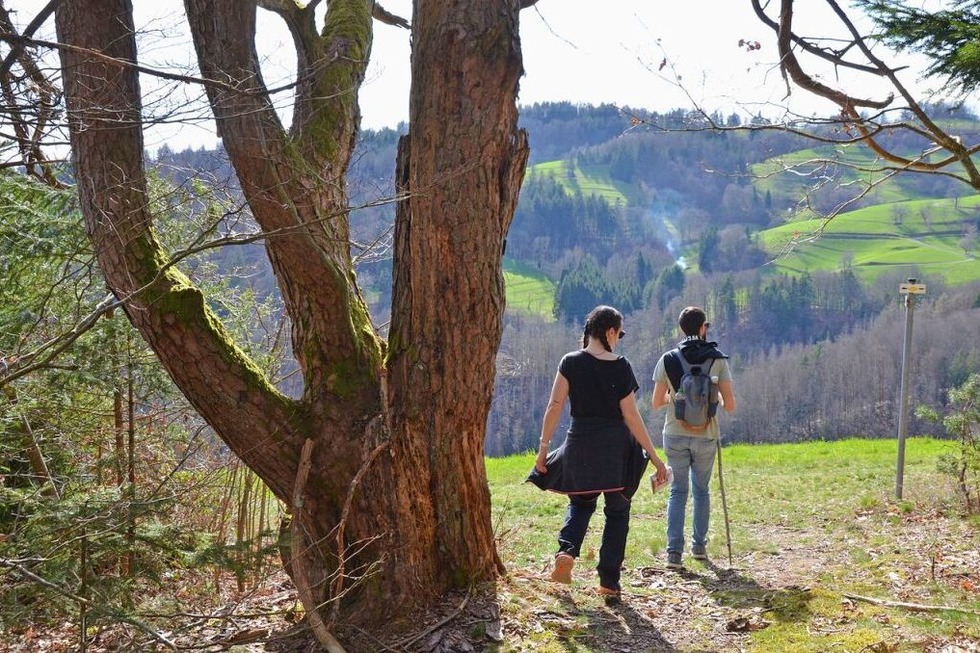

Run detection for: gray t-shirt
[[653, 352, 732, 439]]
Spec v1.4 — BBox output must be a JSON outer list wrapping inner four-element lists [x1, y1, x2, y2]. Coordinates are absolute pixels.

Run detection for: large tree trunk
[[388, 0, 529, 584], [54, 0, 527, 635]]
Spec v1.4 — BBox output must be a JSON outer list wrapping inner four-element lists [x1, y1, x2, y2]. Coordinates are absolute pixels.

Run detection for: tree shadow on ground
[[592, 598, 681, 653], [685, 557, 816, 626]]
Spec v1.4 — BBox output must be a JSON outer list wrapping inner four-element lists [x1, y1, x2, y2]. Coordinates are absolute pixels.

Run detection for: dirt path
[[353, 517, 980, 652]]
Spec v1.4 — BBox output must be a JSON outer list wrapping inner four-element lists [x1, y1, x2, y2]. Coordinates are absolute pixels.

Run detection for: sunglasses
[[618, 331, 626, 339]]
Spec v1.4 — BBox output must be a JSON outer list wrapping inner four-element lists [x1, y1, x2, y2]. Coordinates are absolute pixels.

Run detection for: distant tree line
[[148, 102, 980, 457], [487, 274, 980, 456]]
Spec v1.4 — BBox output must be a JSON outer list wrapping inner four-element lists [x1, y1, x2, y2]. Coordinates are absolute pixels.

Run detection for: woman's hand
[[650, 454, 668, 484], [535, 442, 549, 473]]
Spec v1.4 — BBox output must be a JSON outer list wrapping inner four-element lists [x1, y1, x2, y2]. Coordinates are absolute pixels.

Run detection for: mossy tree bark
[[54, 0, 527, 632]]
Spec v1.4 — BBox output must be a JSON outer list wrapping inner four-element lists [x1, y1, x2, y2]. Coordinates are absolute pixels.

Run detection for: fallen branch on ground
[[843, 593, 980, 616]]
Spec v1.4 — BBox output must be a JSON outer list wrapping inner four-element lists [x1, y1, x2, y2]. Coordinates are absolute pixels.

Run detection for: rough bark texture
[[387, 0, 529, 587], [54, 0, 527, 634]]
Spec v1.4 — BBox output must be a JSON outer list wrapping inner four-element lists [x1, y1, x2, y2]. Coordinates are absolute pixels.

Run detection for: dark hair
[[678, 306, 707, 337], [582, 305, 623, 352]]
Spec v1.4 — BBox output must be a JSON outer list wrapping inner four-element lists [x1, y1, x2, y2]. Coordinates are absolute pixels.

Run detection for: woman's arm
[[535, 371, 568, 473]]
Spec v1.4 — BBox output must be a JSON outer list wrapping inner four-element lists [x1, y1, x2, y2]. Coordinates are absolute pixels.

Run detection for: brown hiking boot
[[598, 586, 622, 605], [550, 553, 574, 584]]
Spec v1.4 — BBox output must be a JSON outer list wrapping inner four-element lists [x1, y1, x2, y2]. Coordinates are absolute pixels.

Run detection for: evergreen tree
[[698, 227, 721, 274], [652, 264, 686, 311], [553, 255, 610, 323], [859, 1, 980, 95]]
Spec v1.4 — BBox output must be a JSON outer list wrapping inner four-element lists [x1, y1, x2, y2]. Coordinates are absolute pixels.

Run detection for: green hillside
[[504, 258, 555, 319], [759, 195, 980, 284], [531, 159, 631, 205], [751, 144, 918, 213], [525, 152, 980, 288], [506, 117, 980, 296]]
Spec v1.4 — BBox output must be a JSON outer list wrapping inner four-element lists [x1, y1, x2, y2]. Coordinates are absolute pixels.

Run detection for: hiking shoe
[[598, 586, 622, 605], [666, 551, 683, 570], [550, 553, 574, 584], [691, 544, 708, 560]]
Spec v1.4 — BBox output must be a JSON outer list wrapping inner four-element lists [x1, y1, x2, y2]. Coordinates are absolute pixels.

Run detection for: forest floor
[[8, 508, 979, 652], [353, 512, 980, 653]]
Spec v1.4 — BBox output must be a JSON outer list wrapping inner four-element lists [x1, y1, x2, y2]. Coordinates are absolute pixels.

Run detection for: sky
[[13, 0, 949, 153], [352, 0, 939, 130]]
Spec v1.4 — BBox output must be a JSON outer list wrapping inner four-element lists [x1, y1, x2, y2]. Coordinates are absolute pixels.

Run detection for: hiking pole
[[715, 436, 733, 567]]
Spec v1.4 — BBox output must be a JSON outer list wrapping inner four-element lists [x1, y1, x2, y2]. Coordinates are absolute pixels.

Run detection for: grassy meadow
[[503, 258, 556, 319], [750, 144, 927, 209], [530, 160, 632, 205], [757, 194, 980, 285], [485, 437, 980, 651]]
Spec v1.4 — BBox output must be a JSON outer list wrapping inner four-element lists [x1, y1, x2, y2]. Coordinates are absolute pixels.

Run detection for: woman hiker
[[527, 305, 669, 602]]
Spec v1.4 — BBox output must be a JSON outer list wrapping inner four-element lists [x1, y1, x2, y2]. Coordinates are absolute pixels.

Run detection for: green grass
[[530, 160, 632, 205], [503, 258, 555, 319], [751, 142, 972, 211], [759, 195, 980, 285], [752, 145, 909, 207], [486, 437, 980, 651], [487, 437, 955, 565]]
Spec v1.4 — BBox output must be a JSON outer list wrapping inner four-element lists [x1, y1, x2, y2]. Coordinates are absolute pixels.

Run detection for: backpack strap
[[665, 348, 710, 388], [664, 348, 683, 392]]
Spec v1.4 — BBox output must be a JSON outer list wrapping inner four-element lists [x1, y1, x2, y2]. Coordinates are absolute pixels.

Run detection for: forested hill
[[153, 102, 980, 455]]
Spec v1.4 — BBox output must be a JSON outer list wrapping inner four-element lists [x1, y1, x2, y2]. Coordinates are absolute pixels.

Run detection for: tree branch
[[290, 439, 348, 653], [774, 0, 893, 110], [750, 0, 889, 76], [843, 592, 980, 616], [752, 0, 980, 192]]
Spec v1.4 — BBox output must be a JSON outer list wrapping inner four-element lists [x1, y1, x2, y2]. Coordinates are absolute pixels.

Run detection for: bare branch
[[774, 0, 893, 110], [372, 3, 410, 29], [749, 0, 890, 76], [0, 0, 62, 77]]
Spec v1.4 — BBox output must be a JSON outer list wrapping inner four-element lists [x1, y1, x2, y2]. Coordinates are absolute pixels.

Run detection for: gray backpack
[[671, 352, 719, 431]]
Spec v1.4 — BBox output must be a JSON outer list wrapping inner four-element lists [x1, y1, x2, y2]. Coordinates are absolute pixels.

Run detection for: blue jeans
[[664, 434, 717, 554], [557, 491, 631, 591]]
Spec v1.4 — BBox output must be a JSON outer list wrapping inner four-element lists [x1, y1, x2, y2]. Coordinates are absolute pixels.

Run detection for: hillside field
[[504, 258, 555, 319], [751, 144, 929, 210], [519, 147, 980, 289], [530, 159, 631, 205], [759, 195, 980, 285]]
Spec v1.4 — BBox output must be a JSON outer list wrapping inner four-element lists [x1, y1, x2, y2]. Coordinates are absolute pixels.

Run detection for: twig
[[843, 593, 980, 616], [394, 587, 473, 649], [291, 439, 347, 653], [328, 429, 388, 624]]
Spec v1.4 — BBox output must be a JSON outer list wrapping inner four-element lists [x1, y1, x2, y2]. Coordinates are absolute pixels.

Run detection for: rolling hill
[[524, 136, 980, 288], [758, 194, 980, 285]]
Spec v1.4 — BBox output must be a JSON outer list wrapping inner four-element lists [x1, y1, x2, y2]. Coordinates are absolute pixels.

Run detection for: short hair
[[678, 306, 707, 336]]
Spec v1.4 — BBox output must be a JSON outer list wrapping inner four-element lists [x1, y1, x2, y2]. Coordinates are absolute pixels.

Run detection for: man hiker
[[651, 306, 736, 570]]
